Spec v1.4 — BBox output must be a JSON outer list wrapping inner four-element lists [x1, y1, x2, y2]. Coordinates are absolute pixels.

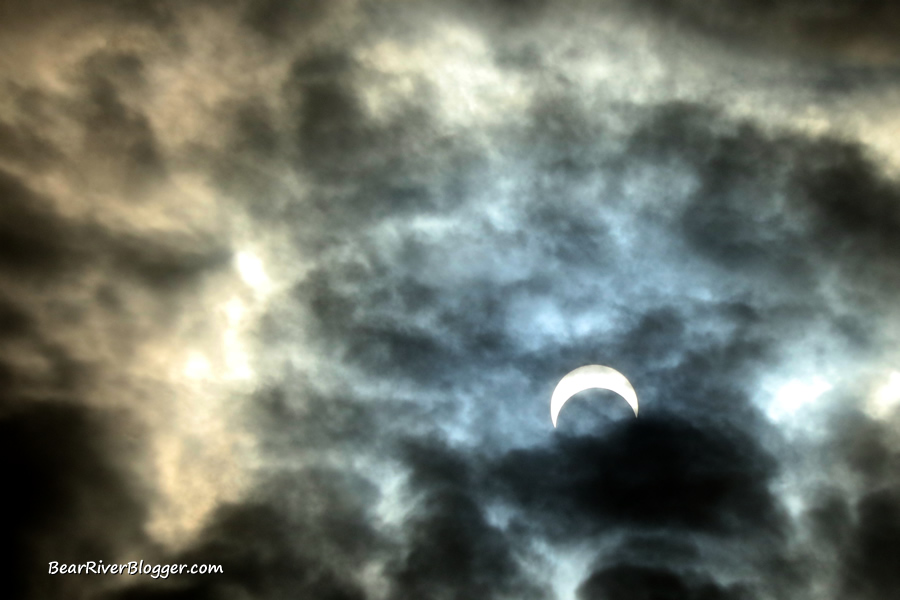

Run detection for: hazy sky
[[3, 1, 900, 599]]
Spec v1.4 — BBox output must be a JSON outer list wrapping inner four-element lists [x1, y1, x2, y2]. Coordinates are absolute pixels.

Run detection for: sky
[[2, 1, 900, 599]]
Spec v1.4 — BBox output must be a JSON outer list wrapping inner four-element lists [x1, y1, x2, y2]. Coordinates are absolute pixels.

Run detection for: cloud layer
[[3, 2, 900, 600]]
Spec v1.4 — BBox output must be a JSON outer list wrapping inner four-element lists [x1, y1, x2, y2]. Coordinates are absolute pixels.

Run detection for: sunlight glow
[[867, 371, 900, 419], [224, 296, 246, 324], [767, 377, 833, 421], [183, 353, 212, 380], [236, 251, 270, 292], [223, 297, 252, 380]]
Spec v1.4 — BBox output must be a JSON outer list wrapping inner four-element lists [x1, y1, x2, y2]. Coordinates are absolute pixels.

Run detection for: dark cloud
[[282, 53, 444, 211], [627, 0, 900, 62], [285, 56, 375, 181], [789, 138, 900, 286], [841, 487, 900, 600], [523, 201, 615, 266], [112, 504, 369, 600], [0, 0, 176, 33], [110, 235, 231, 292], [577, 564, 751, 600], [624, 102, 900, 320], [388, 490, 548, 600], [230, 101, 282, 161], [81, 51, 148, 89], [824, 411, 896, 484], [489, 416, 784, 538], [211, 49, 458, 228], [108, 468, 384, 600], [387, 438, 549, 600], [292, 253, 516, 387], [453, 0, 550, 29], [0, 170, 89, 280], [115, 407, 544, 599], [627, 107, 804, 274], [0, 119, 61, 170], [0, 167, 227, 291], [80, 76, 168, 193], [610, 535, 703, 566], [0, 401, 148, 600], [0, 296, 35, 340], [251, 383, 391, 454], [243, 0, 330, 40], [799, 410, 900, 600]]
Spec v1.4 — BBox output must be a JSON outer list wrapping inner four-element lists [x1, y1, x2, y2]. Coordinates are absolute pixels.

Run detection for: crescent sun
[[551, 365, 639, 427]]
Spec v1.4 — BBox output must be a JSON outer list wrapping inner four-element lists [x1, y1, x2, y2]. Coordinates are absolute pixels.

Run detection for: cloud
[[489, 416, 784, 539], [0, 169, 228, 291], [0, 401, 149, 600], [210, 87, 900, 599], [800, 409, 900, 600], [386, 439, 549, 600], [3, 2, 900, 600], [0, 171, 90, 280], [841, 487, 900, 600], [624, 0, 900, 63], [577, 564, 751, 600], [111, 467, 383, 600], [242, 0, 330, 41]]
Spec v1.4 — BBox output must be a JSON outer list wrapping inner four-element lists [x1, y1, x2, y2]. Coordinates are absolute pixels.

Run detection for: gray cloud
[[622, 0, 900, 63]]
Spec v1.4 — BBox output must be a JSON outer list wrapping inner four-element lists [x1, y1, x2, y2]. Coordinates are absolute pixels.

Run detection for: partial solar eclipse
[[551, 365, 639, 427]]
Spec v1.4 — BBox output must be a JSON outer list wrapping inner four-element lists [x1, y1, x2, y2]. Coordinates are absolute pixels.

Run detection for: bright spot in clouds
[[767, 377, 833, 422], [236, 251, 270, 293], [183, 353, 212, 380], [223, 296, 253, 381], [225, 296, 246, 325], [868, 371, 900, 419]]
